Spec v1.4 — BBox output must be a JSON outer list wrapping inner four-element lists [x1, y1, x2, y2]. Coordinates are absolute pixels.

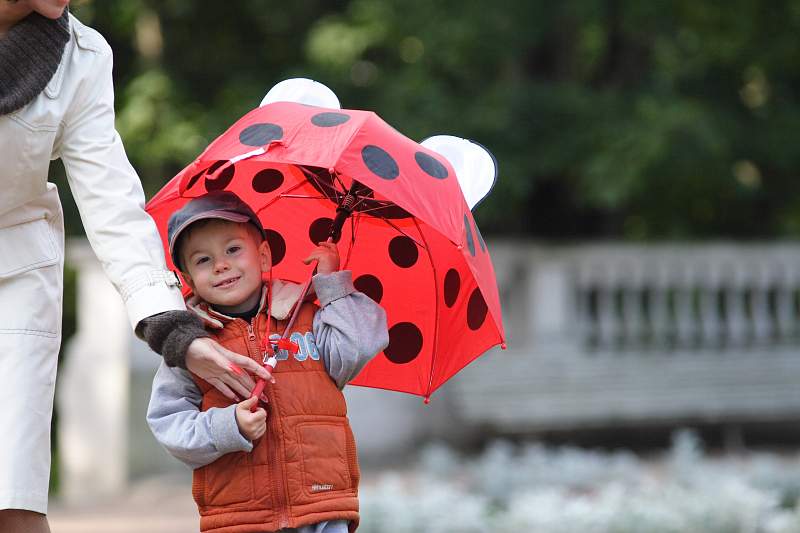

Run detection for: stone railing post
[[57, 240, 131, 503]]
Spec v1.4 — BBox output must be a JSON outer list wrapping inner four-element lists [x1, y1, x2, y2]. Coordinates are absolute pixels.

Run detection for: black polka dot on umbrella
[[415, 151, 448, 179], [384, 322, 423, 364], [464, 214, 476, 256], [474, 221, 487, 253], [186, 169, 205, 190], [389, 236, 418, 268], [207, 160, 226, 174], [308, 217, 333, 245], [354, 274, 383, 303], [239, 123, 283, 146], [311, 112, 351, 127], [362, 145, 399, 180], [467, 288, 488, 330], [252, 168, 284, 193], [264, 229, 286, 266], [205, 164, 235, 191], [444, 269, 461, 308]]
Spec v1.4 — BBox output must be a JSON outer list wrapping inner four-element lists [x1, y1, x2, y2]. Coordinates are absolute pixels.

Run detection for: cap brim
[[168, 210, 251, 264]]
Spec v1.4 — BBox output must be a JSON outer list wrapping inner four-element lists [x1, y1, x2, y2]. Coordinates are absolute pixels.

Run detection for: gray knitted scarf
[[0, 8, 69, 115]]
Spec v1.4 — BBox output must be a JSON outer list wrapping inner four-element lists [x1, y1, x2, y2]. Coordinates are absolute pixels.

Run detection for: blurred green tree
[[56, 0, 800, 240]]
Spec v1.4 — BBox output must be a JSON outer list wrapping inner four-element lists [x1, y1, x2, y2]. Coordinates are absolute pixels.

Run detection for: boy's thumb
[[240, 395, 258, 407]]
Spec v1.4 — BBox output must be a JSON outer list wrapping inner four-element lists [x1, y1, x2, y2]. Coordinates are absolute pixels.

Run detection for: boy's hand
[[303, 241, 340, 274], [235, 396, 267, 441]]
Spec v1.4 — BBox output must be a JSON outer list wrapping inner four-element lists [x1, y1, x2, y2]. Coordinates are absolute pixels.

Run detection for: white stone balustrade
[[454, 241, 800, 432], [57, 239, 800, 502]]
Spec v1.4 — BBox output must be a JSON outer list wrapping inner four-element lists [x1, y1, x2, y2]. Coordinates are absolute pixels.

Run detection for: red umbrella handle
[[248, 191, 356, 414], [249, 356, 277, 412]]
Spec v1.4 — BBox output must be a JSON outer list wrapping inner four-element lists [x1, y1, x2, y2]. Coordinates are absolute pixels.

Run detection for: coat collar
[[186, 279, 306, 329]]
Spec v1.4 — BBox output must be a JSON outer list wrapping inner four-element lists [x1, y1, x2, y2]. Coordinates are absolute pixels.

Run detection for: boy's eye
[[195, 256, 209, 265], [227, 246, 241, 254]]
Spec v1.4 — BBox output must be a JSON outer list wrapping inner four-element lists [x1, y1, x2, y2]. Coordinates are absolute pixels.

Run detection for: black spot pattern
[[205, 164, 235, 191], [389, 236, 418, 268], [362, 145, 399, 180], [444, 269, 460, 308], [311, 112, 351, 127], [252, 169, 284, 193], [354, 274, 383, 303], [264, 229, 286, 266], [475, 220, 487, 253], [186, 169, 205, 190], [309, 217, 333, 245], [415, 151, 448, 179], [207, 160, 226, 174], [467, 288, 488, 330], [239, 123, 283, 146], [384, 322, 423, 364], [464, 214, 476, 256]]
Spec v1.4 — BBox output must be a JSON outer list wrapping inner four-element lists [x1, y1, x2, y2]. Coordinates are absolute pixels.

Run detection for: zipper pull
[[246, 323, 256, 342]]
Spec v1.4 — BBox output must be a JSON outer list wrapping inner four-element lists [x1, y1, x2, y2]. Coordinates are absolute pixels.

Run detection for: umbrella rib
[[412, 217, 440, 400], [355, 205, 399, 215], [340, 214, 358, 269], [252, 182, 307, 215], [278, 194, 329, 200], [331, 170, 348, 191], [298, 166, 349, 196], [376, 216, 427, 250]]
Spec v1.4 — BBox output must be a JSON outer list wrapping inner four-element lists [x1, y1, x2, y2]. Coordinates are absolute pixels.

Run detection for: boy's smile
[[180, 220, 271, 314]]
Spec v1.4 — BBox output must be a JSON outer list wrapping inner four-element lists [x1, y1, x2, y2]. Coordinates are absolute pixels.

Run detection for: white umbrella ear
[[260, 78, 341, 109], [420, 135, 498, 210]]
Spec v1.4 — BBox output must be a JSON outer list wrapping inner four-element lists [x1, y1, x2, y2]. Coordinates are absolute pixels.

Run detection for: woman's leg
[[0, 189, 64, 523], [0, 509, 51, 533]]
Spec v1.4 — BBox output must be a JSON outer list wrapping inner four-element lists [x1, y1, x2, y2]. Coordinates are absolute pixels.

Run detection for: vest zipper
[[244, 318, 290, 529], [246, 321, 256, 343], [267, 376, 290, 529]]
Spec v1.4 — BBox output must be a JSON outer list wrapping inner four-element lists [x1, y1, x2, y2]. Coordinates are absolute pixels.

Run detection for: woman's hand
[[235, 396, 267, 441], [184, 337, 272, 400]]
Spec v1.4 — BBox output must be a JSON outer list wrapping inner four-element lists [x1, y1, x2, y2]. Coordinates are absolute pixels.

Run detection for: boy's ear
[[258, 240, 272, 272]]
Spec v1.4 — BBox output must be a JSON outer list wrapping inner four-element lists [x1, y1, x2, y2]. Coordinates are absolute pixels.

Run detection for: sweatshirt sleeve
[[146, 361, 252, 469], [311, 270, 389, 389]]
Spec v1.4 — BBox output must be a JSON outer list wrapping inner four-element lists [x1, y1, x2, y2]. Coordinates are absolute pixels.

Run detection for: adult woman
[[0, 2, 270, 530]]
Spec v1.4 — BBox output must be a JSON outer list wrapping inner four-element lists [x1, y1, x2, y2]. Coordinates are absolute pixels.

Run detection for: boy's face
[[180, 220, 271, 314]]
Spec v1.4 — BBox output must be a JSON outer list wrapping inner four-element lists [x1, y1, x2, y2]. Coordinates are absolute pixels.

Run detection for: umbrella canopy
[[147, 100, 505, 399]]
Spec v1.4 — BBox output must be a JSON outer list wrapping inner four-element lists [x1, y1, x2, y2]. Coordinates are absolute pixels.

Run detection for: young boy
[[146, 190, 389, 533]]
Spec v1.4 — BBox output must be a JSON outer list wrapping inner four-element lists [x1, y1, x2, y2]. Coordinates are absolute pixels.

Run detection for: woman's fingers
[[220, 345, 270, 381], [206, 377, 236, 401]]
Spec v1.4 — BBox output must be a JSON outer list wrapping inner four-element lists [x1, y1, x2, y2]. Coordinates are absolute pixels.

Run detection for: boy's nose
[[213, 259, 230, 273]]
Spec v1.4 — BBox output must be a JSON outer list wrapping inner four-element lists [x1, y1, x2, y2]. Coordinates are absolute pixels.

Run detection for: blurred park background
[[47, 0, 800, 531]]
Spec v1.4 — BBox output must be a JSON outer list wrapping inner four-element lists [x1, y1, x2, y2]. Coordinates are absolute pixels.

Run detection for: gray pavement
[[48, 474, 199, 533]]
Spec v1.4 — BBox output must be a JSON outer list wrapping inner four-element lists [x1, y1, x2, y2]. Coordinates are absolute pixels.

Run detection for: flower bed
[[359, 431, 800, 533]]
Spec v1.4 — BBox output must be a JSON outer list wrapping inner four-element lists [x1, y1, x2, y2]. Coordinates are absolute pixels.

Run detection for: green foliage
[[63, 0, 800, 240]]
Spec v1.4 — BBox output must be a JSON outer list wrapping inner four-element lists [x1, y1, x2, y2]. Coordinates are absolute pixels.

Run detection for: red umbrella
[[146, 93, 505, 400]]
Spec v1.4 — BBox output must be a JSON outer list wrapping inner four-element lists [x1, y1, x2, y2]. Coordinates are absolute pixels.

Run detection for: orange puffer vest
[[191, 301, 360, 533]]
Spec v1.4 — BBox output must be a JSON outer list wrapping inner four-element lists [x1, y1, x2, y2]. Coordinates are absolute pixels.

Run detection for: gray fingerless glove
[[135, 311, 210, 369]]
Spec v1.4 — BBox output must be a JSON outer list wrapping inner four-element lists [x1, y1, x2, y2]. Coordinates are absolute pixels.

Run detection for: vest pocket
[[193, 451, 254, 509], [296, 420, 354, 499]]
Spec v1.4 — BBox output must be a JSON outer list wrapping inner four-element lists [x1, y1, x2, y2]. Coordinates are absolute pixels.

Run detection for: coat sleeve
[[56, 32, 184, 330], [146, 361, 252, 469], [311, 271, 389, 389]]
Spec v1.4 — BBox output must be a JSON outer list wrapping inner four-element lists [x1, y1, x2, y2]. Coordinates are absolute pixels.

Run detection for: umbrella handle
[[328, 181, 363, 243], [249, 357, 277, 412], [250, 208, 348, 414]]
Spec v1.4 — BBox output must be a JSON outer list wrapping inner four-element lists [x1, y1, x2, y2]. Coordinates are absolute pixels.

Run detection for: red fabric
[[147, 102, 505, 398]]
